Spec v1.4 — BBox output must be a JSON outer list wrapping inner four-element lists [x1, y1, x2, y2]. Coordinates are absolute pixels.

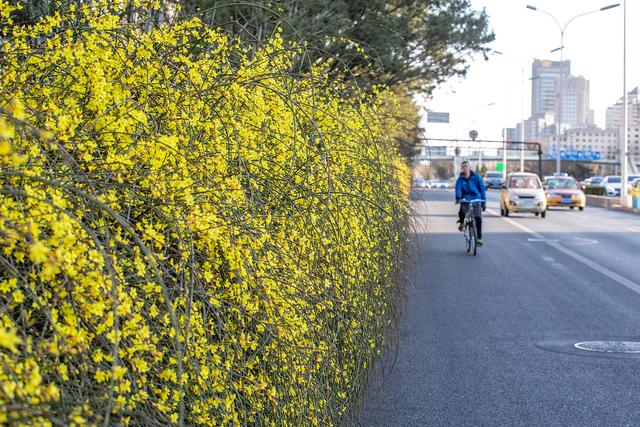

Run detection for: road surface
[[358, 188, 640, 426]]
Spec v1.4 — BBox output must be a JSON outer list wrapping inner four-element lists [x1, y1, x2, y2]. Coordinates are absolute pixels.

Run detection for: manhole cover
[[536, 339, 640, 359], [574, 341, 640, 354]]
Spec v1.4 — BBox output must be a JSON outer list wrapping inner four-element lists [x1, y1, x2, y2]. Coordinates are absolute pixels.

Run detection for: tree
[[386, 85, 422, 159], [10, 1, 493, 94], [173, 0, 494, 94]]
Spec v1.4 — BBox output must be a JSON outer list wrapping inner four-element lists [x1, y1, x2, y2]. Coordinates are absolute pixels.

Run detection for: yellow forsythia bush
[[0, 1, 410, 425]]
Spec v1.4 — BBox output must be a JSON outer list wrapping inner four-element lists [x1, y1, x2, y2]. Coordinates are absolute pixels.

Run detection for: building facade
[[563, 128, 619, 161], [559, 76, 594, 129], [527, 59, 594, 153], [628, 126, 640, 161], [531, 59, 569, 120], [605, 87, 640, 130]]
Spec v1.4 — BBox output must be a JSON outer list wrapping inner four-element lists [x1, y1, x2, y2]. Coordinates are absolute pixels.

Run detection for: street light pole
[[526, 3, 620, 176], [621, 0, 628, 206], [494, 50, 526, 173]]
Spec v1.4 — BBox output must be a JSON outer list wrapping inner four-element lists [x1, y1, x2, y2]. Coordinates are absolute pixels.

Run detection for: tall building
[[521, 113, 555, 146], [528, 59, 594, 154], [629, 127, 640, 161], [559, 76, 594, 129], [605, 87, 640, 130], [503, 127, 517, 142], [531, 59, 570, 120]]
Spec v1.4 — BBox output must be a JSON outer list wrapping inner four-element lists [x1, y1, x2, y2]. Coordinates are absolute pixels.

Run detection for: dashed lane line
[[487, 208, 640, 296]]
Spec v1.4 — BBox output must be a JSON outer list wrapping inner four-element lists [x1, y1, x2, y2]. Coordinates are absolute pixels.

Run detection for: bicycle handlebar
[[459, 198, 485, 204]]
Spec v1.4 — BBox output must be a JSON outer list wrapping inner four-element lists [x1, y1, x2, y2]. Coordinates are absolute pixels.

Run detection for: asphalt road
[[357, 188, 640, 426]]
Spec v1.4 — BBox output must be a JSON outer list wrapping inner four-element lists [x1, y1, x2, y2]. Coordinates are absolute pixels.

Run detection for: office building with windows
[[531, 59, 570, 120], [605, 87, 640, 130], [563, 128, 619, 161]]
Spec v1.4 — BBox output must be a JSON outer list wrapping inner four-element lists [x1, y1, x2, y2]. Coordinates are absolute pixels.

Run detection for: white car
[[627, 175, 640, 185], [500, 172, 547, 217], [431, 179, 450, 189], [412, 178, 427, 189], [600, 175, 621, 196]]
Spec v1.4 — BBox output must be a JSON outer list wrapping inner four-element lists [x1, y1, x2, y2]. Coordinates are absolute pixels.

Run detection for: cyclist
[[455, 161, 486, 245]]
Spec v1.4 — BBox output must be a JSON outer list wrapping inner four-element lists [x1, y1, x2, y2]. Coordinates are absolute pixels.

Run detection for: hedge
[[583, 185, 607, 196], [0, 2, 410, 425]]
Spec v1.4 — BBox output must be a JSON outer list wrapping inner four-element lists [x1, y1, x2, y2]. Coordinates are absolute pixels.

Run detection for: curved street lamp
[[493, 51, 526, 175], [526, 3, 620, 176]]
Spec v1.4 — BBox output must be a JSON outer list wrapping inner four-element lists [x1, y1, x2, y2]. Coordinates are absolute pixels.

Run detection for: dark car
[[484, 171, 504, 188]]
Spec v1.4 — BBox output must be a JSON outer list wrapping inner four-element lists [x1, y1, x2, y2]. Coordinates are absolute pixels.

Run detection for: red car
[[544, 176, 586, 210]]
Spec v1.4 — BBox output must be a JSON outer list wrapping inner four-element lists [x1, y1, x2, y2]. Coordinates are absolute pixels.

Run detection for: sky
[[419, 0, 639, 145]]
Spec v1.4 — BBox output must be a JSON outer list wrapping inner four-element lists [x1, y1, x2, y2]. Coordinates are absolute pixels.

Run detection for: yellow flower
[[29, 241, 49, 264], [0, 326, 22, 353]]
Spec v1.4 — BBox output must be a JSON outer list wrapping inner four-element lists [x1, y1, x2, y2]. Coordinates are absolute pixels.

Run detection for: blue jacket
[[455, 171, 486, 202]]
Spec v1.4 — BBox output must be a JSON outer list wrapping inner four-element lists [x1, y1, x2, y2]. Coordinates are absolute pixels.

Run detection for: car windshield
[[628, 176, 640, 182], [607, 176, 621, 183], [486, 172, 502, 178], [547, 179, 578, 190], [591, 177, 603, 183], [509, 176, 540, 189]]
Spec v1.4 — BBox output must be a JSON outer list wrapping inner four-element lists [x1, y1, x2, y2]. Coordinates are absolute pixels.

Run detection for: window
[[509, 176, 540, 189]]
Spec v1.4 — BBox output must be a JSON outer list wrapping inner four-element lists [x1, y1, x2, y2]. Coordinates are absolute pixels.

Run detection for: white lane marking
[[542, 256, 563, 269], [488, 208, 640, 296], [528, 238, 558, 243], [573, 237, 598, 246], [626, 227, 640, 233]]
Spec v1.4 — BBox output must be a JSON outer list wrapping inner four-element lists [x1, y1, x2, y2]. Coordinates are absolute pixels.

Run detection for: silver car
[[600, 175, 621, 196], [500, 173, 547, 218]]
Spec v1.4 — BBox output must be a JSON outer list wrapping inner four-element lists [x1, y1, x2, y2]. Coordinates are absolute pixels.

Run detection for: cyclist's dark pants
[[458, 206, 482, 239]]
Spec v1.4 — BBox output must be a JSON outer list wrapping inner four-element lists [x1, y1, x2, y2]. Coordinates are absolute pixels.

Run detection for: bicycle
[[459, 199, 484, 256]]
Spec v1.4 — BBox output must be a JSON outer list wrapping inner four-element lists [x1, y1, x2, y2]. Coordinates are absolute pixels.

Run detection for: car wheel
[[579, 206, 584, 211], [541, 210, 546, 218], [534, 212, 539, 216], [570, 206, 574, 210]]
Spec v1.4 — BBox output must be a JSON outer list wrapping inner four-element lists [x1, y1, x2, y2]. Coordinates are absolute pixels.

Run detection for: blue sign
[[427, 112, 450, 123], [547, 149, 601, 161]]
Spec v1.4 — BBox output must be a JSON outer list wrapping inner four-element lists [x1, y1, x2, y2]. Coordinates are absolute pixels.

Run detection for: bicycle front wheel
[[468, 221, 477, 256], [465, 223, 471, 252]]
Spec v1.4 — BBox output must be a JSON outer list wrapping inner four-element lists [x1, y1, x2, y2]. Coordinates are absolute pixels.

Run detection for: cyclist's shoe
[[476, 239, 484, 246], [457, 223, 464, 231]]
